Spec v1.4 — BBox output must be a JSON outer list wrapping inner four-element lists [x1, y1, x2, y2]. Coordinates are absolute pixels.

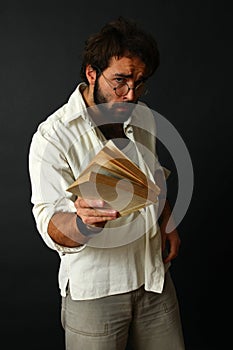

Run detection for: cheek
[[99, 81, 118, 100], [98, 89, 116, 104], [100, 84, 114, 99]]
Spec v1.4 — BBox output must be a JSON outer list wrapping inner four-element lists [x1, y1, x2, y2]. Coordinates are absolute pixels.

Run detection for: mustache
[[99, 101, 137, 114]]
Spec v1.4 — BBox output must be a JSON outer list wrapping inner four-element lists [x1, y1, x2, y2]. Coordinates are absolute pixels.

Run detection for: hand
[[74, 197, 118, 228], [160, 221, 181, 264]]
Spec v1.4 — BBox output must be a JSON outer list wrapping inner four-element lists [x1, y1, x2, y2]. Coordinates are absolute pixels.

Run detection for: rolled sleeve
[[29, 123, 78, 253]]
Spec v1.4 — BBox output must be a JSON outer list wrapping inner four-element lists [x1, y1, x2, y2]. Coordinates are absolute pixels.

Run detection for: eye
[[114, 77, 127, 85], [135, 79, 145, 87]]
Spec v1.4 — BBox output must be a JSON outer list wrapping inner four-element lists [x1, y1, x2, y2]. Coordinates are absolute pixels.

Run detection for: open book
[[66, 140, 160, 216]]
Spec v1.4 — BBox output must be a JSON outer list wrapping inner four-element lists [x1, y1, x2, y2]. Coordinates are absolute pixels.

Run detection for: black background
[[1, 1, 232, 349]]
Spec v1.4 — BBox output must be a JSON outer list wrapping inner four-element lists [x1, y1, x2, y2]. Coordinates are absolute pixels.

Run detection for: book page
[[66, 140, 160, 215]]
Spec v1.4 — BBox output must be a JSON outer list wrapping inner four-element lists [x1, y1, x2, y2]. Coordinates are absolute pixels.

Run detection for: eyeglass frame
[[94, 66, 148, 97]]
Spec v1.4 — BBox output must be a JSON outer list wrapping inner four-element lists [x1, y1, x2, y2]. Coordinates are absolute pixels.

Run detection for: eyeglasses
[[97, 68, 147, 97]]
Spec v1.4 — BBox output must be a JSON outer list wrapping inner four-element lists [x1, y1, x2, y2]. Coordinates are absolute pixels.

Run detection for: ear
[[85, 65, 97, 85]]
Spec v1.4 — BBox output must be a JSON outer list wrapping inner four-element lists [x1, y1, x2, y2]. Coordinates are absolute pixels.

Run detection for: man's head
[[81, 17, 160, 121], [80, 16, 160, 84]]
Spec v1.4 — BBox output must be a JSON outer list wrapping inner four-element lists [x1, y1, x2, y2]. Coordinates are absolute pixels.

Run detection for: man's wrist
[[76, 215, 103, 238]]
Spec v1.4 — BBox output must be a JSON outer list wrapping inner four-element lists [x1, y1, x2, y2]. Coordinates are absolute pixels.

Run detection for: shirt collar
[[64, 82, 92, 125]]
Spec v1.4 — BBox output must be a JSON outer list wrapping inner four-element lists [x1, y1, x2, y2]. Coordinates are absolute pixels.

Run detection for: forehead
[[107, 56, 146, 75]]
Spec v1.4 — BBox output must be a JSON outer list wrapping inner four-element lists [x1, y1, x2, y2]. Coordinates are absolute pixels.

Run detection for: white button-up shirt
[[28, 83, 169, 300]]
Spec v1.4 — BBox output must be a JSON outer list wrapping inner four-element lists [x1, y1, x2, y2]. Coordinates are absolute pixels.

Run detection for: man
[[29, 16, 185, 349]]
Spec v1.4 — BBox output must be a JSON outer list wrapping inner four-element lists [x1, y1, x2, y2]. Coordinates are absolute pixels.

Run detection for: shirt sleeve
[[28, 123, 85, 254]]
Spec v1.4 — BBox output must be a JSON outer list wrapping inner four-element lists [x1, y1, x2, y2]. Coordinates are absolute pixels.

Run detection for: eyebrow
[[114, 73, 133, 78], [113, 73, 146, 81]]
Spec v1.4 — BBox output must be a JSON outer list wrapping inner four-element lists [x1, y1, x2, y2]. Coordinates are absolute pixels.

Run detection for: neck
[[98, 123, 127, 139], [98, 124, 129, 149], [82, 84, 95, 107]]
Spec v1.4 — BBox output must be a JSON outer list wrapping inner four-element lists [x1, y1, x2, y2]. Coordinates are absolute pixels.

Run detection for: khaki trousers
[[61, 271, 185, 350]]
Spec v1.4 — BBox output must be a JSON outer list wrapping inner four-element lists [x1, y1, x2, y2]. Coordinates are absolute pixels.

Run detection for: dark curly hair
[[80, 16, 160, 84]]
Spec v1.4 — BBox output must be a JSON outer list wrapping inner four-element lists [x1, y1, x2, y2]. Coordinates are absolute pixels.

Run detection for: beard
[[93, 78, 137, 123]]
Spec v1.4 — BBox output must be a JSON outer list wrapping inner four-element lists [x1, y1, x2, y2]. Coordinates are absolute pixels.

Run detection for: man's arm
[[48, 199, 118, 248], [159, 199, 181, 264], [153, 167, 181, 263], [48, 212, 85, 247]]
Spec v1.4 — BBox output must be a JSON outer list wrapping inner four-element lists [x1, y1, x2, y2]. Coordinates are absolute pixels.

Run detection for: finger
[[77, 206, 118, 218], [84, 198, 107, 208], [163, 244, 179, 263], [82, 214, 117, 226], [75, 198, 109, 209]]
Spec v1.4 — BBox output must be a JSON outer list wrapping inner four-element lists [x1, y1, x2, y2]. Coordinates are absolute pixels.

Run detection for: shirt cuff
[[54, 242, 87, 255]]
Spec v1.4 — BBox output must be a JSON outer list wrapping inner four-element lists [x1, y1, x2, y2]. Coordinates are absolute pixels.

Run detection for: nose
[[122, 87, 136, 102]]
